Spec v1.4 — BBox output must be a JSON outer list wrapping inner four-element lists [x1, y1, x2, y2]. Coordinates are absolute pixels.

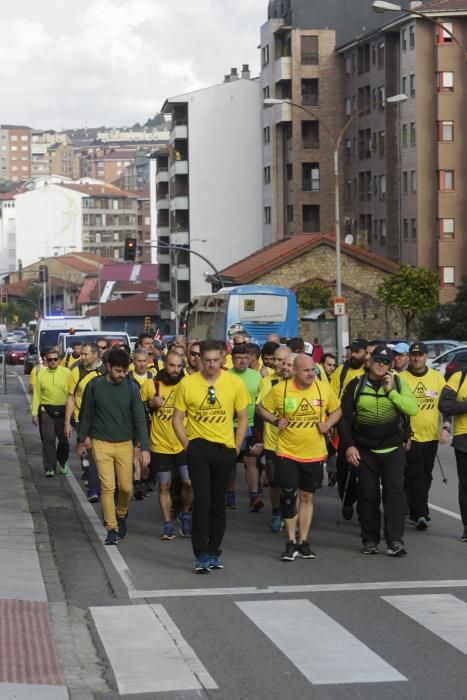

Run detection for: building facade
[[0, 125, 33, 182], [0, 193, 17, 273]]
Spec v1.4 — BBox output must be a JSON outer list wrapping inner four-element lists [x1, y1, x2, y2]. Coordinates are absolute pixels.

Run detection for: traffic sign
[[333, 297, 346, 316]]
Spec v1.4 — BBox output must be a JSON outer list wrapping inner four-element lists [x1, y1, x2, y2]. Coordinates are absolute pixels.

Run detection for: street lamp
[[264, 93, 407, 360], [372, 1, 467, 59]]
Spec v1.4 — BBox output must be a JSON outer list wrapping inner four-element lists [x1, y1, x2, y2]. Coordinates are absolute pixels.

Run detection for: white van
[[57, 331, 131, 358], [34, 316, 94, 353]]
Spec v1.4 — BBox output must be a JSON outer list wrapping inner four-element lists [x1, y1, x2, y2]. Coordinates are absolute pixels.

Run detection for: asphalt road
[[5, 366, 467, 700]]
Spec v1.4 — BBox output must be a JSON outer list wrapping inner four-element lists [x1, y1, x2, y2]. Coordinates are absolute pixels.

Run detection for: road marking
[[383, 594, 467, 655], [237, 599, 406, 685], [129, 579, 467, 599], [428, 502, 462, 521], [90, 604, 217, 694], [0, 684, 68, 699]]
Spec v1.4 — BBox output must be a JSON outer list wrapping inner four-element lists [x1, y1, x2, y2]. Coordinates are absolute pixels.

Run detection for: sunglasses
[[47, 357, 59, 362], [374, 357, 391, 366], [190, 351, 201, 357], [207, 386, 216, 405]]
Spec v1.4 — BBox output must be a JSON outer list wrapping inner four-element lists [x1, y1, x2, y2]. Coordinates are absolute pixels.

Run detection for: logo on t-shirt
[[287, 397, 321, 428], [195, 392, 227, 423], [157, 390, 175, 422], [413, 381, 436, 411]]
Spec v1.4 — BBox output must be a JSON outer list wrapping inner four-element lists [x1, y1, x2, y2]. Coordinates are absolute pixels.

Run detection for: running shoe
[[117, 516, 127, 540], [133, 481, 145, 501], [179, 512, 192, 537], [87, 490, 99, 503], [461, 527, 467, 542], [362, 542, 378, 555], [58, 463, 69, 476], [225, 491, 237, 510], [386, 541, 407, 557], [297, 541, 316, 559], [194, 554, 211, 573], [415, 516, 428, 531], [160, 522, 176, 541], [45, 469, 54, 478], [327, 472, 337, 487], [249, 496, 264, 513], [270, 513, 283, 533], [281, 540, 298, 561], [105, 529, 119, 546], [209, 555, 224, 570]]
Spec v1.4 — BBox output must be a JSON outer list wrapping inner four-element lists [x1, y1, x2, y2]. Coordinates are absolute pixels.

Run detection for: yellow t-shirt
[[29, 364, 39, 390], [223, 354, 233, 369], [446, 371, 467, 436], [261, 379, 340, 461], [174, 371, 249, 449], [61, 352, 80, 369], [67, 364, 106, 423], [141, 378, 184, 454], [331, 364, 365, 398], [256, 373, 283, 451], [399, 368, 445, 442], [315, 363, 329, 384]]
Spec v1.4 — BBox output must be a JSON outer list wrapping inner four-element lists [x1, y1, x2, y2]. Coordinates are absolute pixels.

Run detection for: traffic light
[[124, 237, 137, 261], [38, 265, 48, 283]]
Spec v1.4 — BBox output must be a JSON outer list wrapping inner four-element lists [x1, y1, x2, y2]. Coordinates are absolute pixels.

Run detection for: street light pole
[[264, 93, 407, 361]]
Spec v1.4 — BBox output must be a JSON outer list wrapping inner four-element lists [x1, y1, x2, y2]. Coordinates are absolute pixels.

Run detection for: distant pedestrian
[[312, 337, 324, 364]]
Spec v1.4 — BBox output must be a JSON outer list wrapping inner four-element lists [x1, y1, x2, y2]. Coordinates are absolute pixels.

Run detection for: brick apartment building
[[0, 125, 33, 182]]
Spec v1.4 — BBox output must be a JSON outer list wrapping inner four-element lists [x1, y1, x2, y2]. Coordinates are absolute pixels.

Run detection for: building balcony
[[156, 196, 169, 210], [170, 231, 189, 245], [169, 160, 188, 178], [156, 225, 169, 236], [158, 279, 170, 292], [170, 124, 188, 143], [155, 169, 169, 183], [175, 265, 190, 281], [273, 101, 292, 124], [170, 195, 189, 210], [275, 56, 292, 81]]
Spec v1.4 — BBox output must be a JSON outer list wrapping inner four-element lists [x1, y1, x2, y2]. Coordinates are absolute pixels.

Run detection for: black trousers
[[357, 446, 407, 545], [405, 440, 438, 521], [187, 438, 237, 557], [74, 423, 100, 494], [39, 411, 69, 472], [454, 449, 467, 525]]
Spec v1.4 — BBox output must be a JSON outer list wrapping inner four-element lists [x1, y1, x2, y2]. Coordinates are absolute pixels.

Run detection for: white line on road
[[428, 502, 462, 521], [90, 603, 217, 694], [383, 594, 467, 655], [237, 599, 406, 685]]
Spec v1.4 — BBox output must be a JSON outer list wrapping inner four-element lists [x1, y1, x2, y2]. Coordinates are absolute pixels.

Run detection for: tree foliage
[[296, 283, 333, 310], [419, 277, 467, 340], [377, 265, 439, 337]]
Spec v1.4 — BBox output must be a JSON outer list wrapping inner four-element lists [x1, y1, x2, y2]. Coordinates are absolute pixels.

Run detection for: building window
[[262, 44, 269, 66], [11, 135, 17, 141], [436, 71, 454, 92], [345, 179, 352, 203], [301, 79, 319, 106], [379, 175, 386, 200], [95, 233, 101, 243], [377, 85, 385, 109], [263, 86, 270, 101], [410, 170, 417, 192], [441, 266, 455, 287], [436, 21, 453, 44], [302, 205, 320, 232], [284, 123, 293, 139], [377, 42, 385, 67], [402, 171, 408, 194], [263, 126, 270, 144], [410, 73, 416, 96], [409, 24, 415, 49], [402, 123, 408, 146], [403, 219, 409, 241], [345, 98, 351, 116], [378, 130, 386, 157], [264, 166, 271, 184], [301, 35, 318, 64], [410, 122, 416, 145], [438, 170, 454, 191], [411, 219, 417, 241], [438, 218, 455, 239], [401, 28, 407, 50], [113, 232, 119, 242], [357, 44, 370, 74], [380, 220, 387, 240], [401, 76, 407, 94], [114, 248, 120, 259], [372, 44, 377, 65], [302, 163, 320, 192], [436, 120, 454, 142], [286, 163, 293, 180], [345, 56, 353, 74], [264, 206, 271, 224], [286, 205, 294, 223], [302, 121, 319, 148]]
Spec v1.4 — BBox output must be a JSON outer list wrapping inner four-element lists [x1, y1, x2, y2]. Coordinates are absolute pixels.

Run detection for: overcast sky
[[1, 0, 266, 131]]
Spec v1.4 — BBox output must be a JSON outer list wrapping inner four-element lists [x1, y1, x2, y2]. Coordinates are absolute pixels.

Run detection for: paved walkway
[[0, 405, 68, 699]]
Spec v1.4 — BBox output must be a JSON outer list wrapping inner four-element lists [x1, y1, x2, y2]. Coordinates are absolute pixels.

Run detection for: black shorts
[[238, 434, 257, 460], [150, 450, 187, 472], [264, 449, 278, 487], [275, 456, 324, 493]]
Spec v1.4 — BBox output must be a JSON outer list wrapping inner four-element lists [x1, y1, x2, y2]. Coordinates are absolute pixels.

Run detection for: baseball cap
[[409, 341, 428, 354], [371, 345, 394, 362], [393, 342, 410, 354], [350, 338, 368, 351]]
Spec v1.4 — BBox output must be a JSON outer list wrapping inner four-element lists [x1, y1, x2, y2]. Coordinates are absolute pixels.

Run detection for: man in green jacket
[[77, 348, 150, 545], [32, 346, 71, 477], [339, 345, 418, 557]]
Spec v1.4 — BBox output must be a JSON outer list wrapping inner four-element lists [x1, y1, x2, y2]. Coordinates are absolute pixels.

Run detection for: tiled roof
[[77, 278, 157, 305], [100, 263, 158, 282], [420, 0, 467, 10], [218, 234, 397, 284], [86, 293, 159, 317], [58, 183, 137, 198]]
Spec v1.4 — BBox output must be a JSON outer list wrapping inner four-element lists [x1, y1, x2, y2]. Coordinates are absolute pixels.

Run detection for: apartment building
[[339, 0, 467, 301], [0, 125, 33, 182], [80, 148, 136, 183], [0, 193, 17, 273], [153, 68, 263, 324], [259, 0, 413, 246]]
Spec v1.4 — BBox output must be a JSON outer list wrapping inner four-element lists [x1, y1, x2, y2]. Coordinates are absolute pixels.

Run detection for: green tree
[[419, 277, 467, 340], [296, 283, 333, 310], [377, 265, 439, 337]]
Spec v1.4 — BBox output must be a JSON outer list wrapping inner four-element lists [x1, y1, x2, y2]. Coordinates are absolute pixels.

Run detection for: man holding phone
[[339, 346, 418, 556]]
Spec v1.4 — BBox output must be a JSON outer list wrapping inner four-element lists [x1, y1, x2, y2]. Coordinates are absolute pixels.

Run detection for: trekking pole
[[336, 470, 351, 528], [436, 454, 448, 485]]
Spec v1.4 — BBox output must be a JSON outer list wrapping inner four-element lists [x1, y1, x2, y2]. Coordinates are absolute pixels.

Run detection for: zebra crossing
[[91, 591, 467, 695]]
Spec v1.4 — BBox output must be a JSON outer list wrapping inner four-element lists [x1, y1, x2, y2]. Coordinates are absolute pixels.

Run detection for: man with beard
[[393, 342, 410, 374], [141, 351, 192, 539], [331, 339, 368, 519], [185, 341, 201, 375]]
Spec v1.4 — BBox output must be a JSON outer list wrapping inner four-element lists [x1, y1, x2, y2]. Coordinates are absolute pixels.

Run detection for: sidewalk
[[0, 404, 68, 700]]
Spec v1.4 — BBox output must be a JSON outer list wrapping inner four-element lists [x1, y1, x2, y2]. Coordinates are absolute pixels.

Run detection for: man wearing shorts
[[141, 351, 192, 539], [259, 354, 341, 560]]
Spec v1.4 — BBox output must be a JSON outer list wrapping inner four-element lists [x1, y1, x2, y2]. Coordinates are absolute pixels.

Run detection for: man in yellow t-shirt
[[259, 354, 341, 561], [141, 351, 192, 540], [400, 341, 449, 530], [439, 360, 467, 542], [173, 340, 249, 573]]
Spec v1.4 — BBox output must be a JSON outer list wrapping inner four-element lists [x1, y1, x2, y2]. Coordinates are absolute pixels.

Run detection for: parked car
[[5, 342, 29, 365], [430, 346, 467, 379], [424, 340, 466, 362]]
